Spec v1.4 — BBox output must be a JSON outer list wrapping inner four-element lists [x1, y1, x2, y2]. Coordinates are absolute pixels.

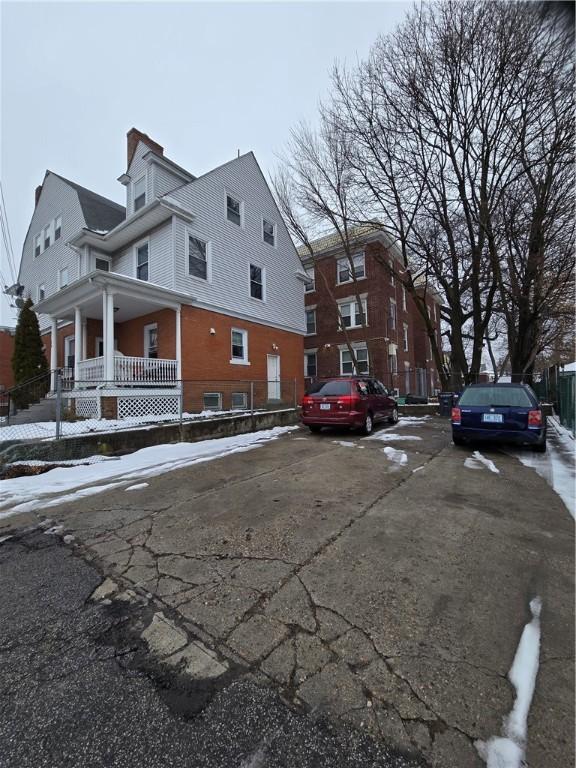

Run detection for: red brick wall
[[0, 330, 15, 390]]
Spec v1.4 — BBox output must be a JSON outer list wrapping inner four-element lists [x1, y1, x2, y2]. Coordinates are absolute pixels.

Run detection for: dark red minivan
[[301, 377, 399, 435]]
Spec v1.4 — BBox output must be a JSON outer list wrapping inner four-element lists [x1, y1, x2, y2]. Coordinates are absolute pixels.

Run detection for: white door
[[267, 354, 281, 400], [64, 336, 75, 369]]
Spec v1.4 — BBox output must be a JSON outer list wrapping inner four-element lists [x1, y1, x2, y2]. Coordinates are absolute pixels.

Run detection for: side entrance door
[[267, 354, 281, 401]]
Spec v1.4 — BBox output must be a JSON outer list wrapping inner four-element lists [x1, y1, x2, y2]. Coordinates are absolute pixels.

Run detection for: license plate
[[482, 413, 503, 423], [320, 403, 331, 410]]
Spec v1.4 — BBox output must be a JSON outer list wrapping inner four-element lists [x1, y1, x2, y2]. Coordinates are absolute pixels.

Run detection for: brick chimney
[[127, 128, 164, 168], [35, 185, 43, 207]]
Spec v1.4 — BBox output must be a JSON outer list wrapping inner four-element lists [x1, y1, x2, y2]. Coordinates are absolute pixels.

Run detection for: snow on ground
[[398, 416, 431, 424], [464, 451, 500, 474], [476, 597, 542, 768], [366, 433, 423, 442], [0, 427, 296, 519], [125, 483, 149, 492], [382, 446, 408, 466], [332, 440, 357, 448], [0, 409, 267, 442], [8, 456, 116, 468], [509, 419, 575, 518]]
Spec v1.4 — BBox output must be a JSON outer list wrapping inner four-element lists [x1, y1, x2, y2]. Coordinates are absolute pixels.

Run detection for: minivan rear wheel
[[308, 425, 322, 434], [363, 412, 374, 435], [388, 407, 399, 425]]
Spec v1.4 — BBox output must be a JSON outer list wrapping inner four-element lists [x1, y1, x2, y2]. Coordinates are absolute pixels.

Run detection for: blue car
[[451, 383, 547, 452]]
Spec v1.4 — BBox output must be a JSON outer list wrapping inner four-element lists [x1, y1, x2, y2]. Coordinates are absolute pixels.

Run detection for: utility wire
[[0, 185, 17, 284], [0, 212, 15, 287]]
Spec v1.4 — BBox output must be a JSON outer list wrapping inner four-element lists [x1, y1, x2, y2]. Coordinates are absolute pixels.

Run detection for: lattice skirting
[[74, 398, 101, 419], [117, 396, 179, 420]]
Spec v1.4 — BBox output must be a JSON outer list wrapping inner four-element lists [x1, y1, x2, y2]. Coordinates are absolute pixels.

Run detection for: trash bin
[[438, 392, 454, 418]]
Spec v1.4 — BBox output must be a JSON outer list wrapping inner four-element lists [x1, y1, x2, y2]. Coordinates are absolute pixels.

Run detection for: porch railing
[[76, 356, 178, 386]]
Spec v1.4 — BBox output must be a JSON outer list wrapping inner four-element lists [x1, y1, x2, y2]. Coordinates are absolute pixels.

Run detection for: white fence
[[76, 356, 178, 386]]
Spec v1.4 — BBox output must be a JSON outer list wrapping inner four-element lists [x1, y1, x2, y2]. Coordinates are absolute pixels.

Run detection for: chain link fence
[[0, 371, 299, 445]]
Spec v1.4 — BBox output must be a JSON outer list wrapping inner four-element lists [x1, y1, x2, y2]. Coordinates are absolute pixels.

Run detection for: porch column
[[49, 316, 58, 391], [104, 291, 115, 383], [74, 306, 82, 383], [82, 320, 87, 363], [175, 306, 182, 381]]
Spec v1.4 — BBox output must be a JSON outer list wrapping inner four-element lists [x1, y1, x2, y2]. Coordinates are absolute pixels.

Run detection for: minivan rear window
[[458, 386, 533, 407], [307, 380, 351, 397]]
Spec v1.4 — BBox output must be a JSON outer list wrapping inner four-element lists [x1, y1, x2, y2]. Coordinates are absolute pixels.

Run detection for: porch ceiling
[[34, 271, 195, 322]]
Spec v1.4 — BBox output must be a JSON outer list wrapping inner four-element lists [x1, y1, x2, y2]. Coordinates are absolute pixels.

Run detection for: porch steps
[[8, 398, 57, 425]]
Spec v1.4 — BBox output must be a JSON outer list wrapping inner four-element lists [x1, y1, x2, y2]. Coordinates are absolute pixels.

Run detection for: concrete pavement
[[1, 417, 573, 767]]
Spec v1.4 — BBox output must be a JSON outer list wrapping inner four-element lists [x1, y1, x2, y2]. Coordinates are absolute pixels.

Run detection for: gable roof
[[49, 172, 126, 232]]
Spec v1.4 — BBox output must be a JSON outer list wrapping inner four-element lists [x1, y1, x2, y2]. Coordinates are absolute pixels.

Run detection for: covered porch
[[35, 271, 193, 391]]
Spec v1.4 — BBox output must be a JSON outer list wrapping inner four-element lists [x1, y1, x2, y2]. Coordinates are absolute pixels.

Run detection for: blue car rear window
[[459, 387, 533, 407]]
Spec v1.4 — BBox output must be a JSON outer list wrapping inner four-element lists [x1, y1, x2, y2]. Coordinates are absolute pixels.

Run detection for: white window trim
[[403, 323, 409, 352], [43, 221, 53, 250], [94, 255, 111, 272], [339, 344, 369, 376], [305, 308, 317, 336], [203, 392, 223, 410], [338, 297, 368, 330], [34, 233, 42, 257], [336, 252, 366, 285], [225, 190, 244, 228], [262, 218, 276, 247], [186, 228, 212, 283], [231, 392, 248, 410], [249, 263, 266, 302], [143, 322, 158, 358], [230, 327, 250, 365], [389, 298, 397, 330], [304, 266, 315, 293], [132, 174, 147, 213], [134, 238, 150, 281], [58, 267, 69, 289], [37, 284, 46, 302], [402, 286, 407, 312], [54, 214, 62, 241], [304, 350, 318, 377]]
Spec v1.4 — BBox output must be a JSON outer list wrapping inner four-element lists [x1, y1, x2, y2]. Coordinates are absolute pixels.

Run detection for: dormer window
[[133, 176, 146, 212]]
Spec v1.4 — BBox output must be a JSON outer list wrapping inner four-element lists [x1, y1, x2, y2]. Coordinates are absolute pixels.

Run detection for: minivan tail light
[[451, 407, 461, 424], [528, 409, 542, 427]]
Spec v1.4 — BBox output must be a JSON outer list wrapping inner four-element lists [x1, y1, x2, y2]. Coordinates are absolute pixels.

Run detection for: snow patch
[[126, 483, 149, 492], [476, 597, 542, 768], [398, 416, 431, 423], [382, 446, 408, 466], [464, 451, 500, 474], [0, 427, 296, 519], [366, 433, 422, 442], [412, 466, 424, 473], [332, 440, 357, 448]]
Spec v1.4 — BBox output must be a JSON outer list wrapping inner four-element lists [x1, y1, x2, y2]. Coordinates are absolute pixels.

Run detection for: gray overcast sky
[[0, 0, 410, 324]]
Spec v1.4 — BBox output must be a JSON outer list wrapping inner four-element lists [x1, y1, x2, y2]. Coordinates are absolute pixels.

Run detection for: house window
[[203, 392, 222, 411], [337, 252, 365, 284], [340, 346, 369, 375], [388, 345, 398, 374], [44, 224, 51, 250], [136, 242, 149, 281], [34, 234, 41, 258], [231, 392, 248, 410], [231, 328, 248, 363], [262, 219, 275, 246], [306, 309, 316, 335], [304, 351, 317, 378], [250, 264, 264, 300], [95, 258, 110, 272], [402, 286, 407, 311], [390, 259, 395, 286], [338, 299, 367, 329], [403, 323, 409, 352], [38, 284, 46, 302], [133, 176, 146, 212], [59, 267, 69, 289], [304, 267, 315, 293], [188, 235, 208, 280], [54, 216, 62, 241], [389, 298, 397, 331], [144, 323, 158, 359], [226, 194, 241, 225]]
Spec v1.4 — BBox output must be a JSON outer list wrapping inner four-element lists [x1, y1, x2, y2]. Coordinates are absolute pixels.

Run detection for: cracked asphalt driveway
[[1, 417, 574, 767]]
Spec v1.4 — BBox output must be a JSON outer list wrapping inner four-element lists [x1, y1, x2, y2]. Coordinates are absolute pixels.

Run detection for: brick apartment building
[[301, 227, 442, 397], [0, 327, 15, 391]]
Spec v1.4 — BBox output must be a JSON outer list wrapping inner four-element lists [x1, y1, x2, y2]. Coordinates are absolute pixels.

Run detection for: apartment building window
[[337, 252, 365, 284], [389, 298, 397, 331], [44, 224, 51, 250], [340, 346, 369, 375], [136, 242, 149, 281], [226, 195, 241, 226], [403, 323, 409, 352], [34, 234, 41, 258], [402, 286, 407, 311], [231, 328, 248, 363], [95, 258, 110, 272], [262, 219, 275, 246], [304, 350, 317, 378], [304, 267, 315, 293], [338, 299, 367, 329], [54, 216, 62, 241], [390, 259, 395, 286], [188, 235, 208, 280], [203, 393, 222, 411], [388, 344, 398, 374], [144, 323, 158, 359], [38, 284, 46, 302], [231, 392, 248, 410], [133, 176, 146, 212], [306, 309, 316, 335], [59, 267, 69, 289], [250, 264, 264, 300]]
